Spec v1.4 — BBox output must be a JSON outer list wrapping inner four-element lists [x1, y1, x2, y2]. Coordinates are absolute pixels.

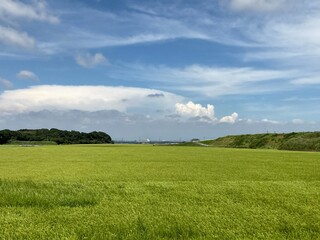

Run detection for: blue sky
[[0, 0, 319, 140]]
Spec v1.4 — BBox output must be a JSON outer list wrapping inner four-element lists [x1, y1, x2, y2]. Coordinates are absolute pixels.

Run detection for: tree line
[[0, 128, 113, 145]]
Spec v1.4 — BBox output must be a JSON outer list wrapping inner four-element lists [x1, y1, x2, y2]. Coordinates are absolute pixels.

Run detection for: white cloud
[[75, 53, 107, 68], [292, 119, 305, 124], [254, 17, 320, 52], [0, 77, 13, 89], [0, 26, 35, 48], [176, 65, 284, 83], [239, 4, 320, 69], [0, 0, 58, 51], [291, 76, 320, 85], [109, 0, 320, 72], [0, 85, 184, 116], [220, 112, 239, 124], [229, 0, 286, 12], [261, 118, 280, 124], [3, 0, 319, 72], [38, 21, 208, 55], [0, 0, 59, 23], [17, 70, 38, 81], [109, 63, 292, 97], [87, 34, 181, 48], [175, 101, 216, 120]]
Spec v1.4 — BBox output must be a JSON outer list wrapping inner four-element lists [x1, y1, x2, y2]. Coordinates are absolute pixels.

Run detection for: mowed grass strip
[[0, 145, 319, 239]]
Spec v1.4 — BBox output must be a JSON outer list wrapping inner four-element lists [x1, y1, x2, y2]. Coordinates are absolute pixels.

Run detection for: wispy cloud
[[0, 0, 59, 24], [0, 77, 13, 89], [17, 70, 39, 81], [0, 0, 58, 51], [261, 118, 280, 124], [291, 76, 320, 85], [228, 0, 287, 12], [291, 119, 305, 124], [36, 8, 209, 54], [107, 63, 295, 97], [0, 26, 35, 48], [75, 53, 107, 68], [2, 0, 319, 65], [125, 0, 320, 69], [32, 0, 319, 88]]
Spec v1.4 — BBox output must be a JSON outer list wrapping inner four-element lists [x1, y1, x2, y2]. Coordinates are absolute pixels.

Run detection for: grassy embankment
[[182, 132, 320, 151], [0, 145, 319, 239]]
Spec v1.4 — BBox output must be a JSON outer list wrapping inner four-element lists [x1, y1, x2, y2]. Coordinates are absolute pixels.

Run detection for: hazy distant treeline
[[0, 128, 113, 145]]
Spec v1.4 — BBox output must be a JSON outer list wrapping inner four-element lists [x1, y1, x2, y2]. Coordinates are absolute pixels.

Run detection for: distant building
[[191, 138, 200, 143], [141, 138, 151, 144]]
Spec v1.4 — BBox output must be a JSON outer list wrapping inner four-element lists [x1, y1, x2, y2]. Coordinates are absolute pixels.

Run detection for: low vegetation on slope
[[202, 132, 320, 151]]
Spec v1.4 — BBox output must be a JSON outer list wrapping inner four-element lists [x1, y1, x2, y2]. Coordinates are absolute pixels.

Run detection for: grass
[[200, 132, 320, 151], [0, 145, 319, 239]]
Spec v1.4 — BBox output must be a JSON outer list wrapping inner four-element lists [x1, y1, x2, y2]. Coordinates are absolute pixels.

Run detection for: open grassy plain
[[0, 145, 319, 239]]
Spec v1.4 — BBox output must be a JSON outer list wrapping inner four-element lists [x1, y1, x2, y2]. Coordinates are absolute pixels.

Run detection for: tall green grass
[[0, 145, 319, 239]]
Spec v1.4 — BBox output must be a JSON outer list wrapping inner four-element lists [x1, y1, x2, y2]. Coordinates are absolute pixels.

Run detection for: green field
[[0, 145, 319, 239]]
